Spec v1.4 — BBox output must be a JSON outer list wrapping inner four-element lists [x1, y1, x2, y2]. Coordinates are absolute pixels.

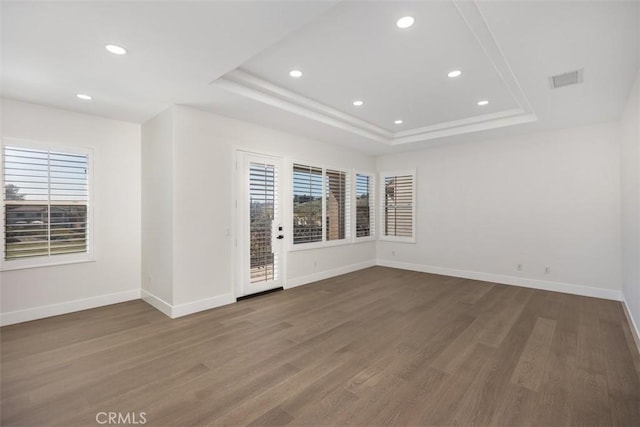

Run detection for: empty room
[[1, 1, 639, 426]]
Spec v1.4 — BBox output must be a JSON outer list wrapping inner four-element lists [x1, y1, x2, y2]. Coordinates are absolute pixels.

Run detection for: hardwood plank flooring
[[510, 316, 557, 392], [1, 266, 639, 426]]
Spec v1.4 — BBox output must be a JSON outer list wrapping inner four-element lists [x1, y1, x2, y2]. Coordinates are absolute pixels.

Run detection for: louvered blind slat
[[293, 164, 351, 245], [3, 146, 89, 260], [293, 164, 323, 244], [384, 174, 414, 238], [355, 173, 375, 238], [249, 162, 278, 284], [326, 169, 349, 241]]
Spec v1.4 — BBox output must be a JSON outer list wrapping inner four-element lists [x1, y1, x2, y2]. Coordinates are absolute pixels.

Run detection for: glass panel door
[[240, 153, 283, 296]]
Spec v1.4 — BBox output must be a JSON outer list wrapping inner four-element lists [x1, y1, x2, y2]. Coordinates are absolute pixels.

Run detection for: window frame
[[291, 163, 324, 246], [1, 138, 95, 271], [325, 168, 350, 243], [379, 169, 416, 244], [353, 170, 376, 242], [290, 160, 352, 251]]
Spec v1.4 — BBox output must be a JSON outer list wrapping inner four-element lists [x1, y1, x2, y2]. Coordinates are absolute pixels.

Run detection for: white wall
[[141, 105, 376, 315], [3, 89, 633, 325], [0, 99, 141, 325], [141, 108, 174, 306], [377, 123, 622, 299], [620, 71, 640, 341]]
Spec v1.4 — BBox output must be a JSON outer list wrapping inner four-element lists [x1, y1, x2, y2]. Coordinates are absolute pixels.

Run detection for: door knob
[[277, 235, 284, 240]]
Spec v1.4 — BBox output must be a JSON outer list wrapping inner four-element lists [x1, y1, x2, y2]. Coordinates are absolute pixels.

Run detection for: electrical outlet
[[391, 250, 396, 256], [517, 264, 523, 271], [545, 267, 551, 274]]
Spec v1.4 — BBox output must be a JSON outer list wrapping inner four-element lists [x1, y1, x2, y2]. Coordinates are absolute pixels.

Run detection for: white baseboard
[[141, 289, 235, 319], [376, 259, 623, 301], [172, 293, 235, 318], [0, 289, 141, 327], [622, 297, 640, 357], [285, 259, 377, 289], [140, 289, 173, 317], [4, 260, 626, 327]]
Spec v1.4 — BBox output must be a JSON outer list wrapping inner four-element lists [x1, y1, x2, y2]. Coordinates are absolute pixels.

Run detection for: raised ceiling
[[1, 1, 638, 154], [219, 0, 535, 145]]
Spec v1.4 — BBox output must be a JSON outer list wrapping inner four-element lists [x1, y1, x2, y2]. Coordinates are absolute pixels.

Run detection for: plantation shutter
[[292, 164, 323, 244], [248, 162, 277, 283], [356, 173, 374, 238], [3, 146, 89, 260], [384, 174, 414, 238], [326, 169, 349, 241]]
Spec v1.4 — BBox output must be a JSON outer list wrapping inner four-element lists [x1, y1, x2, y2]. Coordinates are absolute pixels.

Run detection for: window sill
[[378, 236, 416, 244], [289, 238, 354, 252], [353, 236, 376, 243], [1, 253, 95, 272]]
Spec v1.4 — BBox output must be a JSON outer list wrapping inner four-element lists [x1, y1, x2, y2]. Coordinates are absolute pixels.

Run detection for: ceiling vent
[[549, 69, 584, 89]]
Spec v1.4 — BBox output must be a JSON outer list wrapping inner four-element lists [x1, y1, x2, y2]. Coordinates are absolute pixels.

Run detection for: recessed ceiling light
[[353, 100, 364, 106], [396, 16, 415, 29], [76, 94, 92, 100], [289, 70, 302, 78], [105, 44, 127, 55], [477, 100, 489, 106], [448, 70, 462, 78], [394, 119, 403, 124]]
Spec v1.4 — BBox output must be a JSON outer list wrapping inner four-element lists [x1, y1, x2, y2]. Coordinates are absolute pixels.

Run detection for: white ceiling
[[2, 1, 638, 155], [242, 1, 521, 131], [1, 1, 337, 122]]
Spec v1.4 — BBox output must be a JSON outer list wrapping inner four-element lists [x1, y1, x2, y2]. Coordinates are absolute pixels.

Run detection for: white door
[[239, 152, 284, 296]]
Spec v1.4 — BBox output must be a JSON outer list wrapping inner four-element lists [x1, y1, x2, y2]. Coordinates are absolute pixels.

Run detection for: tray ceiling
[[2, 1, 638, 154]]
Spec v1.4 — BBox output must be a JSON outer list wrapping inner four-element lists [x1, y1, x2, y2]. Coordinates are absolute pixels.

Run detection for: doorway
[[237, 151, 284, 297]]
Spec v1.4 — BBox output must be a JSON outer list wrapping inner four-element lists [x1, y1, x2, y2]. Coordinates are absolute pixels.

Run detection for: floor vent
[[550, 69, 584, 89]]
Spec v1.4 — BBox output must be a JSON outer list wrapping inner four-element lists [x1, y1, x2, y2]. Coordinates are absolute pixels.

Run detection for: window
[[293, 163, 350, 246], [293, 164, 323, 244], [355, 173, 375, 238], [2, 142, 92, 268], [381, 171, 415, 242], [249, 161, 277, 283], [325, 169, 348, 241]]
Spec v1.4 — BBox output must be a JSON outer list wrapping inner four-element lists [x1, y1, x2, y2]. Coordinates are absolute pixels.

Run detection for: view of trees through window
[[3, 146, 89, 260], [293, 164, 323, 244], [249, 162, 276, 283], [293, 164, 349, 245]]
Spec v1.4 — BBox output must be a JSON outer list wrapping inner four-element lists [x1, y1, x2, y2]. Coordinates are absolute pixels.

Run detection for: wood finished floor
[[1, 267, 639, 427]]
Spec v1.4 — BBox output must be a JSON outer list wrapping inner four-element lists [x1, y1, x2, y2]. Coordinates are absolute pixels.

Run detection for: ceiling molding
[[212, 1, 537, 146], [392, 113, 538, 145], [394, 109, 526, 138], [224, 69, 393, 138], [213, 70, 391, 144], [452, 0, 534, 113]]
